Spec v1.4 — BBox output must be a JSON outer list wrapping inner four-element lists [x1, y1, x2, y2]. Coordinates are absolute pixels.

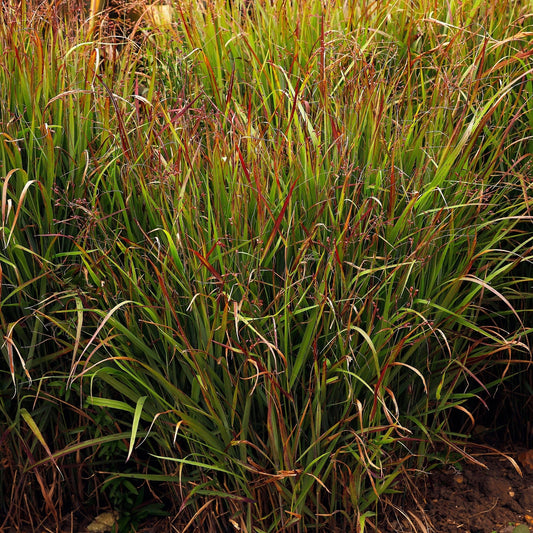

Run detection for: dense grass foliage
[[1, 0, 532, 531]]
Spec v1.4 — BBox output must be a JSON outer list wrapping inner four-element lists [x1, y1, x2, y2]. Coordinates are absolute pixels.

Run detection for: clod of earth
[[518, 450, 533, 474]]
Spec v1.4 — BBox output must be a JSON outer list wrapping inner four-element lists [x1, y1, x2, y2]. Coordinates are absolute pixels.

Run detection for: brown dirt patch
[[384, 451, 533, 533]]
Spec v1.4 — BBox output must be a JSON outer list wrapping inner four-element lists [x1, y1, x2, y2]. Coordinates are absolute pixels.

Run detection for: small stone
[[86, 511, 119, 532]]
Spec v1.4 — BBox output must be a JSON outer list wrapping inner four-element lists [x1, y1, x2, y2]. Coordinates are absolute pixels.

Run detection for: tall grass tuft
[[1, 0, 532, 530]]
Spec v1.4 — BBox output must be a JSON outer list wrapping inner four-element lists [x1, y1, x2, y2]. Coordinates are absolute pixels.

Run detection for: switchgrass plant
[[1, 0, 532, 531]]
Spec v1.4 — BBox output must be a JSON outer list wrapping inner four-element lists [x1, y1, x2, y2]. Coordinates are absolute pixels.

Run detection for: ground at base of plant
[[6, 449, 532, 533], [384, 448, 533, 533]]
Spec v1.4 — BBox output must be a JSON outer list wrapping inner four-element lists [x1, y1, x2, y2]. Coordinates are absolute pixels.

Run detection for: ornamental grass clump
[[1, 0, 532, 531]]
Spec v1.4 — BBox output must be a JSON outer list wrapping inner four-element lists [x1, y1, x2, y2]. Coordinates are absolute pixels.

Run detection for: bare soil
[[384, 450, 533, 533]]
